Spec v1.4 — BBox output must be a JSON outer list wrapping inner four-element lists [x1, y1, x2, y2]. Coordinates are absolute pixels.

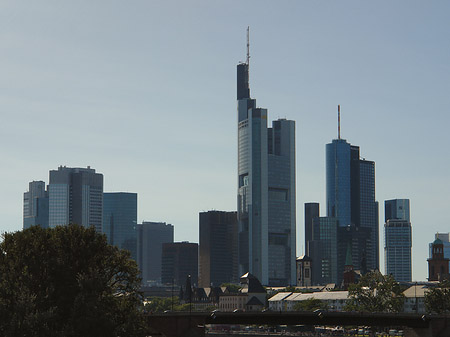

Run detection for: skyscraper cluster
[[23, 166, 197, 287], [22, 32, 416, 288], [304, 118, 412, 285]]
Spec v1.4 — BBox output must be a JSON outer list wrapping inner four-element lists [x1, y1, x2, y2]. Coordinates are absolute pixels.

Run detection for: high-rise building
[[137, 221, 174, 284], [325, 117, 378, 284], [384, 219, 412, 282], [385, 199, 410, 222], [23, 181, 49, 229], [161, 242, 198, 287], [304, 203, 319, 255], [384, 199, 412, 282], [48, 166, 103, 232], [236, 35, 296, 286], [199, 211, 238, 288], [310, 217, 338, 285], [103, 192, 137, 260]]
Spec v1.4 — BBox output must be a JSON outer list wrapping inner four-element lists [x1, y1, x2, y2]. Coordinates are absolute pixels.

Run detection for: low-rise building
[[269, 291, 349, 312], [268, 292, 293, 311], [403, 284, 428, 313]]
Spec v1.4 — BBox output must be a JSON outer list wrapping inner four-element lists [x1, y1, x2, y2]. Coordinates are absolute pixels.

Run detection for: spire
[[338, 105, 341, 140], [237, 28, 251, 100], [246, 26, 250, 66]]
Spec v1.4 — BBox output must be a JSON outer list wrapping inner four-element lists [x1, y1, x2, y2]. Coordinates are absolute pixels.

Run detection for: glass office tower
[[384, 199, 412, 282], [103, 192, 137, 260], [237, 57, 296, 286], [48, 166, 103, 232], [385, 219, 412, 282], [326, 136, 378, 284], [23, 181, 49, 229]]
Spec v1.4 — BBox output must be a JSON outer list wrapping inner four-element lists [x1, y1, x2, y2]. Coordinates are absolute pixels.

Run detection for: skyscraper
[[47, 166, 103, 231], [161, 242, 198, 287], [137, 221, 174, 284], [311, 217, 338, 285], [384, 199, 411, 282], [23, 181, 49, 229], [304, 202, 319, 255], [325, 112, 378, 283], [199, 211, 238, 287], [237, 32, 296, 286], [385, 199, 410, 222], [103, 192, 138, 260]]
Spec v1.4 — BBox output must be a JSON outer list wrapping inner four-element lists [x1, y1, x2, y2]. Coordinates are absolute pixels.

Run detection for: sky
[[1, 1, 449, 281]]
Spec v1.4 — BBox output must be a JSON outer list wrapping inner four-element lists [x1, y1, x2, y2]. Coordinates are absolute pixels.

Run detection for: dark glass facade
[[137, 221, 174, 284], [199, 211, 238, 287], [103, 192, 137, 261], [161, 242, 198, 287], [304, 203, 319, 255], [23, 181, 49, 229], [326, 139, 351, 227], [311, 217, 338, 285], [325, 138, 379, 283]]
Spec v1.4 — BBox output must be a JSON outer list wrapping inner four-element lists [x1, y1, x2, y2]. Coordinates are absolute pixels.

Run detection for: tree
[[144, 296, 192, 313], [424, 280, 450, 314], [220, 283, 241, 293], [0, 225, 147, 337], [344, 271, 404, 313], [293, 298, 328, 311]]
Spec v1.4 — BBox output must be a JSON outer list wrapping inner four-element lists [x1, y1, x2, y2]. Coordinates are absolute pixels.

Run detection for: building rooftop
[[268, 292, 293, 302]]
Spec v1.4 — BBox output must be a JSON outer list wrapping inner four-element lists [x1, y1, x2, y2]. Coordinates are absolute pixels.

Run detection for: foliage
[[0, 225, 147, 337], [293, 298, 328, 311], [144, 296, 191, 312], [424, 280, 450, 314], [344, 271, 404, 313], [220, 283, 241, 293]]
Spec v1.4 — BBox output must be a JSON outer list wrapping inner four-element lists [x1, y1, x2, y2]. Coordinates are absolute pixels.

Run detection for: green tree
[[424, 280, 450, 314], [0, 225, 147, 337], [220, 283, 241, 293], [293, 298, 328, 311], [344, 271, 404, 313]]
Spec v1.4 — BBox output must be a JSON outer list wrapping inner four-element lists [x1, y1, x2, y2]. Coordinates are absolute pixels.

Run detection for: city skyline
[[1, 1, 449, 281]]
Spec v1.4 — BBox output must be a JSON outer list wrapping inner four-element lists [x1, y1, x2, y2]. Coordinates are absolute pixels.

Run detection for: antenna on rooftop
[[338, 104, 341, 140], [246, 26, 250, 66]]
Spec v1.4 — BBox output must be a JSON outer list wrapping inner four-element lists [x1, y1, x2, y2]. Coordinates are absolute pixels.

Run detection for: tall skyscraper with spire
[[325, 106, 378, 284], [237, 29, 296, 286]]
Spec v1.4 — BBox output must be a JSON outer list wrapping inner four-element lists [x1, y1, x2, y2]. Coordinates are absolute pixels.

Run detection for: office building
[[23, 181, 49, 229], [325, 121, 378, 284], [310, 217, 338, 285], [304, 203, 319, 255], [385, 199, 410, 222], [384, 199, 412, 282], [103, 192, 137, 260], [237, 34, 296, 286], [48, 166, 103, 232], [137, 221, 173, 284], [199, 211, 238, 287], [384, 219, 412, 282], [161, 242, 198, 287]]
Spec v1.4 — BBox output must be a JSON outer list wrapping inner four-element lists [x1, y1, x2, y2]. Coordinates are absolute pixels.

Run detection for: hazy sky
[[1, 1, 449, 281]]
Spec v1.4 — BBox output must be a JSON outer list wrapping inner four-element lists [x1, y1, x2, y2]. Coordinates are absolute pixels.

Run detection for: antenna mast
[[246, 26, 250, 66], [338, 104, 341, 140]]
